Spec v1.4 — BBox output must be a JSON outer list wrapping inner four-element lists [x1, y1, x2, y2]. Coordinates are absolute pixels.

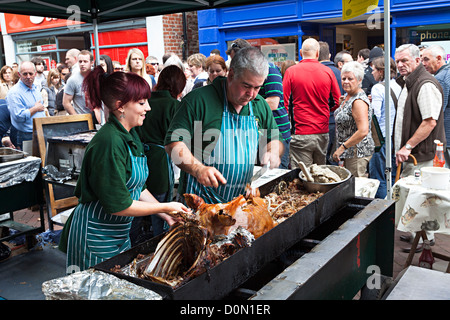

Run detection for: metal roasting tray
[[0, 147, 28, 163], [94, 169, 356, 300]]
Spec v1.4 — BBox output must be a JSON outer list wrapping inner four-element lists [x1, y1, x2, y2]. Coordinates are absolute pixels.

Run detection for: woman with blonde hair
[[41, 68, 62, 116], [0, 65, 14, 99], [125, 48, 153, 90]]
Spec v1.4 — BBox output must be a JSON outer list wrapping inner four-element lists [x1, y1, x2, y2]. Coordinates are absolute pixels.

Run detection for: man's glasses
[[150, 62, 159, 66], [61, 73, 68, 76], [114, 67, 123, 71]]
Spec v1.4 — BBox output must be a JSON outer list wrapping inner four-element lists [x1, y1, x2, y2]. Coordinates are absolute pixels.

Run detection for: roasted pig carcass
[[184, 193, 277, 239], [143, 218, 208, 287], [142, 209, 254, 287]]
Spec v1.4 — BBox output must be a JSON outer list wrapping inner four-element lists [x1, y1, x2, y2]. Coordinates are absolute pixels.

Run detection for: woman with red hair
[[60, 66, 188, 272]]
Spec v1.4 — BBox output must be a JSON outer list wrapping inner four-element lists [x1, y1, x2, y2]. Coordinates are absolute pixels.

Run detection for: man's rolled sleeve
[[417, 82, 443, 120]]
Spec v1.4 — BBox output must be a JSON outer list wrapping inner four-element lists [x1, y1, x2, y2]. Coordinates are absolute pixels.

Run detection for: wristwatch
[[405, 143, 413, 150]]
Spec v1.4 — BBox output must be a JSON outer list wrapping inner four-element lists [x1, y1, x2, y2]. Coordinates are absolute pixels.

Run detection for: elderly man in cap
[[362, 46, 384, 95], [165, 46, 283, 204], [421, 44, 450, 166]]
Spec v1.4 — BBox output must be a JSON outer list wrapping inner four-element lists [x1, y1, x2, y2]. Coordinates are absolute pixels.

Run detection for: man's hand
[[166, 141, 227, 188], [396, 118, 436, 166], [193, 164, 227, 188], [260, 140, 283, 168], [29, 100, 45, 116], [1, 136, 15, 149], [396, 146, 411, 166]]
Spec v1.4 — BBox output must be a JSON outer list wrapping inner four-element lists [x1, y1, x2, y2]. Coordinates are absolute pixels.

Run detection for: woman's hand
[[165, 201, 190, 214], [160, 202, 192, 226], [333, 144, 345, 163]]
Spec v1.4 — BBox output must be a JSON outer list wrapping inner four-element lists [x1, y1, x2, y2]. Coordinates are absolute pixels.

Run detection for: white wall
[[0, 13, 16, 66], [146, 15, 164, 63]]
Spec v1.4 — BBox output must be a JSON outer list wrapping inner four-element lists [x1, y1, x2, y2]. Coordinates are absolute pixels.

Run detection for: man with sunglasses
[[6, 61, 46, 150]]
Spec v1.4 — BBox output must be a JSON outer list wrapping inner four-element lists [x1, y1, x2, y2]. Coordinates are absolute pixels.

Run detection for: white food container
[[421, 167, 450, 190]]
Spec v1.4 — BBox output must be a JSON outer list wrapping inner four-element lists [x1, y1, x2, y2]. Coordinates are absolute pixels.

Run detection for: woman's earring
[[120, 112, 125, 119]]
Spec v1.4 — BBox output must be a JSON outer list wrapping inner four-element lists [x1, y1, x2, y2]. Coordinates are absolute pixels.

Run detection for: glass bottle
[[433, 141, 445, 167], [418, 240, 435, 269]]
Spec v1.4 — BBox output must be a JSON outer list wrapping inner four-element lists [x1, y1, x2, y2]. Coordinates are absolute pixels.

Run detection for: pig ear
[[183, 193, 205, 210]]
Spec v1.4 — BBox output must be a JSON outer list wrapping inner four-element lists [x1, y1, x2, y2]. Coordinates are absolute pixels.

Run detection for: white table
[[392, 175, 450, 236]]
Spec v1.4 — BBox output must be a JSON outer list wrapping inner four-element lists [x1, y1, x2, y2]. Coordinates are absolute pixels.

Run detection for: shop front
[[0, 13, 152, 69], [393, 7, 450, 57], [197, 0, 450, 63]]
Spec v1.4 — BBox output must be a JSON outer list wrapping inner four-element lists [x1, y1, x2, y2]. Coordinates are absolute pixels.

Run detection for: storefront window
[[16, 37, 56, 54], [15, 37, 60, 69], [226, 36, 298, 68], [397, 24, 450, 53]]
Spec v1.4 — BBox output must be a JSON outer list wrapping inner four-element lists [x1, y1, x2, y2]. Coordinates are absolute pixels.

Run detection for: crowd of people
[[0, 40, 449, 270], [283, 40, 448, 201]]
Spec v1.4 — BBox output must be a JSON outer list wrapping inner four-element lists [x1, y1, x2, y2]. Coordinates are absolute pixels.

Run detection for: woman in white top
[[368, 56, 401, 198]]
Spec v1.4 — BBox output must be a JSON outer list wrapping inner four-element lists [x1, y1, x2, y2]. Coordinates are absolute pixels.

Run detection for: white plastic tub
[[421, 167, 450, 190]]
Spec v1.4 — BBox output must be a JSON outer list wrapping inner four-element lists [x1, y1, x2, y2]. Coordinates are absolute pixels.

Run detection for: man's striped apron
[[66, 145, 148, 272], [185, 84, 259, 204]]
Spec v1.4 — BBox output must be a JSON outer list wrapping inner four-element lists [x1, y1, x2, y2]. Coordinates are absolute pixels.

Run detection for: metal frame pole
[[384, 0, 392, 200]]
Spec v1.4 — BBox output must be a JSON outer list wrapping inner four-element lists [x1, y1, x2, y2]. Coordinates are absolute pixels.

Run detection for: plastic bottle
[[433, 140, 445, 167], [418, 240, 435, 269]]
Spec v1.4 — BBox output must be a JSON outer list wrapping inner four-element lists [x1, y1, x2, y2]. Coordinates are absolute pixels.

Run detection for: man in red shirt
[[283, 38, 341, 167]]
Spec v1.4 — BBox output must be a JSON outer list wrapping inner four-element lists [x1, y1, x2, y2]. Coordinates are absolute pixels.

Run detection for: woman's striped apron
[[185, 84, 259, 204], [66, 145, 148, 272]]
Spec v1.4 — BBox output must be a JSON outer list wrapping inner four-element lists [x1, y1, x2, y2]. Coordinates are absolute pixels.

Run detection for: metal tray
[[47, 130, 97, 145], [0, 147, 28, 163], [94, 169, 356, 299]]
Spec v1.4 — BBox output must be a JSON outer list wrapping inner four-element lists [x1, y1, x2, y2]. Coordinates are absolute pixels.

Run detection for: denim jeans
[[16, 130, 32, 151], [368, 143, 397, 199], [279, 139, 290, 169]]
